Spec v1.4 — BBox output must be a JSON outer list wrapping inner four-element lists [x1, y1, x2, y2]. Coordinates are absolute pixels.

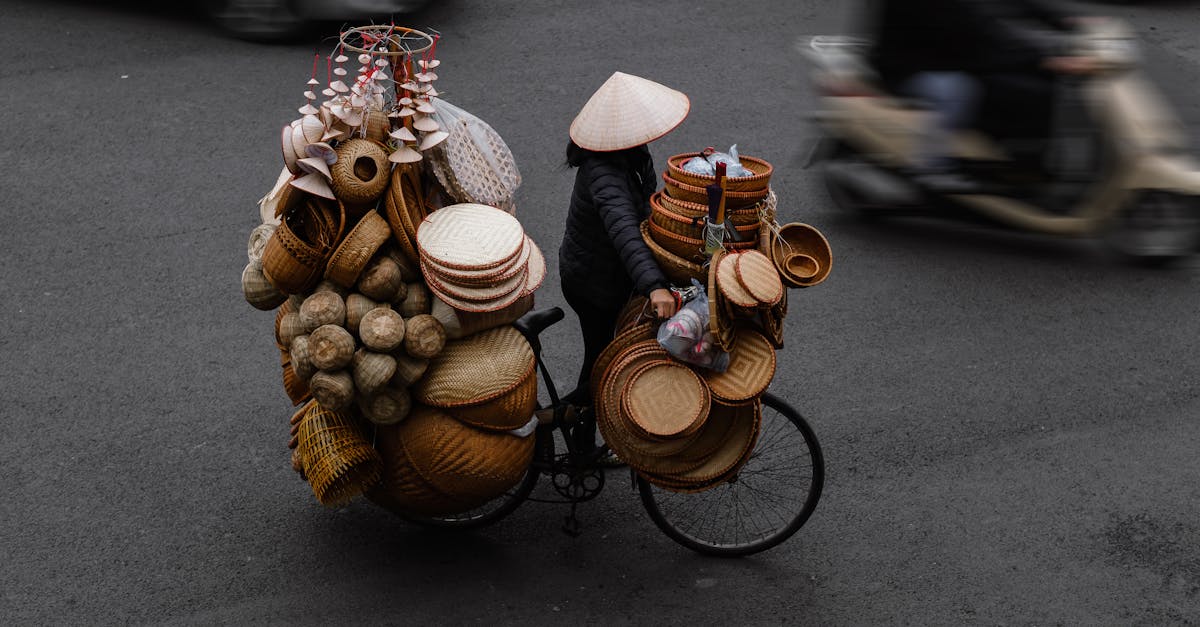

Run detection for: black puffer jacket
[[559, 145, 669, 307]]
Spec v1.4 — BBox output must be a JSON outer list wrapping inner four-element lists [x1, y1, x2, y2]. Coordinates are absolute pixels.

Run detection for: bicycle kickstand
[[562, 502, 582, 537]]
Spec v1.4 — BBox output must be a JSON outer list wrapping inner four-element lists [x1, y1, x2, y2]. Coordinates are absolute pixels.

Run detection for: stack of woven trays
[[593, 315, 776, 492], [643, 153, 773, 283], [244, 118, 540, 515], [416, 203, 545, 316]]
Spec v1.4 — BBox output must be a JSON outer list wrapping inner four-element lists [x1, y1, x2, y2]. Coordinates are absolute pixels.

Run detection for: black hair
[[564, 139, 649, 169]]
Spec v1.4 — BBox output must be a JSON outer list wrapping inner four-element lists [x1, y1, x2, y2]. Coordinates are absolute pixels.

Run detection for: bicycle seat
[[514, 307, 565, 355]]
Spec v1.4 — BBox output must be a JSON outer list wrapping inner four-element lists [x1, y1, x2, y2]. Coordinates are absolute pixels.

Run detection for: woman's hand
[[649, 288, 678, 319]]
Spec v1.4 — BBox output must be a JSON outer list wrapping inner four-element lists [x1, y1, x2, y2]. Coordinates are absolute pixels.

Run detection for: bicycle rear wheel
[[638, 393, 824, 557], [400, 427, 549, 530]]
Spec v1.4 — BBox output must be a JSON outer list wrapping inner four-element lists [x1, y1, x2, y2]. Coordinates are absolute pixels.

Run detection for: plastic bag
[[428, 99, 522, 213], [706, 144, 753, 178], [656, 280, 730, 372], [681, 156, 715, 176]]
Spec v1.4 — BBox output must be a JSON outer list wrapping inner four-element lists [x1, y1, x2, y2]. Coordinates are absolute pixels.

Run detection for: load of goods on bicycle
[[240, 25, 830, 552]]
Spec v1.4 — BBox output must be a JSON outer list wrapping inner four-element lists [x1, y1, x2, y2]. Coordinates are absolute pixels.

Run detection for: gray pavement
[[2, 0, 1199, 624]]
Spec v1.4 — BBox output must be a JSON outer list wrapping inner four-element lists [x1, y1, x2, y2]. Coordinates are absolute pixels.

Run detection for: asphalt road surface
[[3, 0, 1199, 624]]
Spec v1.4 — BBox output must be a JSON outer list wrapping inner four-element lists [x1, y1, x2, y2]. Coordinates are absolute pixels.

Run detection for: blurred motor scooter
[[804, 19, 1200, 264]]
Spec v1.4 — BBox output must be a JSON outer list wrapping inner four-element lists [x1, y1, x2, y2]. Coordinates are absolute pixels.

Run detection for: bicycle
[[402, 306, 825, 557]]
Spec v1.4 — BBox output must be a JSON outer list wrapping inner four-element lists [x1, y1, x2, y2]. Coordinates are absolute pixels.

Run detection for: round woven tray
[[417, 203, 525, 271], [445, 365, 538, 432], [427, 274, 529, 314], [422, 236, 530, 286], [716, 252, 759, 309], [662, 172, 771, 209], [622, 360, 709, 440], [640, 221, 705, 286], [640, 397, 760, 490], [703, 329, 776, 402], [707, 249, 737, 351], [734, 249, 783, 307], [762, 289, 787, 349], [422, 259, 527, 303], [521, 238, 546, 296], [383, 162, 425, 264], [325, 210, 392, 288], [588, 322, 657, 404], [414, 325, 535, 408], [665, 153, 774, 193]]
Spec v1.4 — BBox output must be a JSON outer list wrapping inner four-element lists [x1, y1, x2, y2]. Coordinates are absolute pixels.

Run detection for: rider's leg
[[560, 281, 623, 408], [901, 71, 982, 192]]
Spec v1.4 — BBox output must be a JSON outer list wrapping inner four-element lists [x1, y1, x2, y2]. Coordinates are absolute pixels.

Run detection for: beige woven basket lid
[[622, 360, 709, 439], [416, 203, 525, 271], [521, 237, 546, 296], [595, 343, 699, 469], [414, 325, 535, 407], [734, 250, 783, 307], [716, 252, 759, 309], [422, 235, 530, 285], [569, 72, 690, 152], [427, 274, 529, 314], [588, 322, 657, 402], [703, 329, 776, 402], [422, 259, 527, 303]]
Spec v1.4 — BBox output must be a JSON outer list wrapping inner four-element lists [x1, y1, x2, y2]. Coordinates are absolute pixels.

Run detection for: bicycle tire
[[400, 427, 549, 530], [638, 392, 824, 557]]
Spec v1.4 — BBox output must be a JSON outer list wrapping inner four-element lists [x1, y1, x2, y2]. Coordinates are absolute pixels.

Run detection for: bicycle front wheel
[[638, 393, 824, 557]]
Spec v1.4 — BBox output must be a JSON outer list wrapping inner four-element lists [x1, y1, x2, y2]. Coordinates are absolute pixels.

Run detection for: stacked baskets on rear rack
[[596, 150, 833, 492], [242, 26, 542, 516]]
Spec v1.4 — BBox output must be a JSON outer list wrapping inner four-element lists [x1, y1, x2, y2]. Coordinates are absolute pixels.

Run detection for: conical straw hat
[[569, 72, 690, 151]]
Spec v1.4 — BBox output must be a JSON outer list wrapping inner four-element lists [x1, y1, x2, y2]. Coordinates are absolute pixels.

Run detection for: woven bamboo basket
[[639, 221, 706, 285], [414, 325, 535, 408], [702, 329, 776, 403], [367, 405, 535, 516], [330, 138, 391, 205], [430, 292, 535, 340], [421, 236, 530, 287], [665, 153, 774, 192], [707, 249, 737, 351], [595, 344, 695, 471], [261, 198, 345, 294], [426, 277, 528, 314], [242, 262, 287, 311], [662, 172, 771, 210], [734, 250, 784, 307], [622, 360, 710, 440], [653, 191, 761, 226], [295, 402, 382, 506], [403, 314, 447, 359], [768, 223, 833, 288], [281, 360, 312, 406], [421, 259, 527, 303], [641, 398, 761, 491], [325, 211, 392, 288], [416, 203, 525, 272], [648, 217, 756, 262], [445, 366, 538, 432], [650, 194, 761, 242], [383, 163, 425, 265]]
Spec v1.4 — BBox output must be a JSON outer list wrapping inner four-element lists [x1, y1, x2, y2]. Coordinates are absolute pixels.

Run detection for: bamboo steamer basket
[[309, 369, 355, 410], [294, 402, 382, 505], [330, 138, 390, 205], [403, 314, 447, 359], [358, 385, 412, 426], [242, 263, 287, 311], [352, 348, 396, 395], [359, 308, 406, 353], [662, 172, 771, 210], [367, 405, 535, 516], [383, 163, 426, 265], [702, 329, 776, 403], [309, 324, 356, 371], [325, 211, 392, 288], [429, 291, 535, 340], [665, 153, 773, 192], [357, 256, 406, 303], [261, 198, 345, 294], [639, 221, 705, 286], [414, 326, 535, 414], [299, 290, 346, 331]]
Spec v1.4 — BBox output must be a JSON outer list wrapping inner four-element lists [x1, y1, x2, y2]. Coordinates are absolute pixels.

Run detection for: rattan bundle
[[367, 405, 535, 516], [294, 402, 382, 506]]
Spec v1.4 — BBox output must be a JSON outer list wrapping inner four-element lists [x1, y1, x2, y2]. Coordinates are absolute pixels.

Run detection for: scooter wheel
[[1104, 190, 1200, 266]]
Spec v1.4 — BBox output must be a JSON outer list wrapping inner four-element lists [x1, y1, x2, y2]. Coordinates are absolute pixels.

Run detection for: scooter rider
[[866, 0, 1098, 193]]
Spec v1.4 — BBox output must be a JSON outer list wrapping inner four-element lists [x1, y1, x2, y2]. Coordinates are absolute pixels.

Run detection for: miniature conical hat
[[388, 145, 423, 164], [569, 71, 690, 151]]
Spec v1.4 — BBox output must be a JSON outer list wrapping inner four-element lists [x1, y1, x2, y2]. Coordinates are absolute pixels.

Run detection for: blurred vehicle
[[204, 0, 429, 42], [805, 19, 1200, 264]]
